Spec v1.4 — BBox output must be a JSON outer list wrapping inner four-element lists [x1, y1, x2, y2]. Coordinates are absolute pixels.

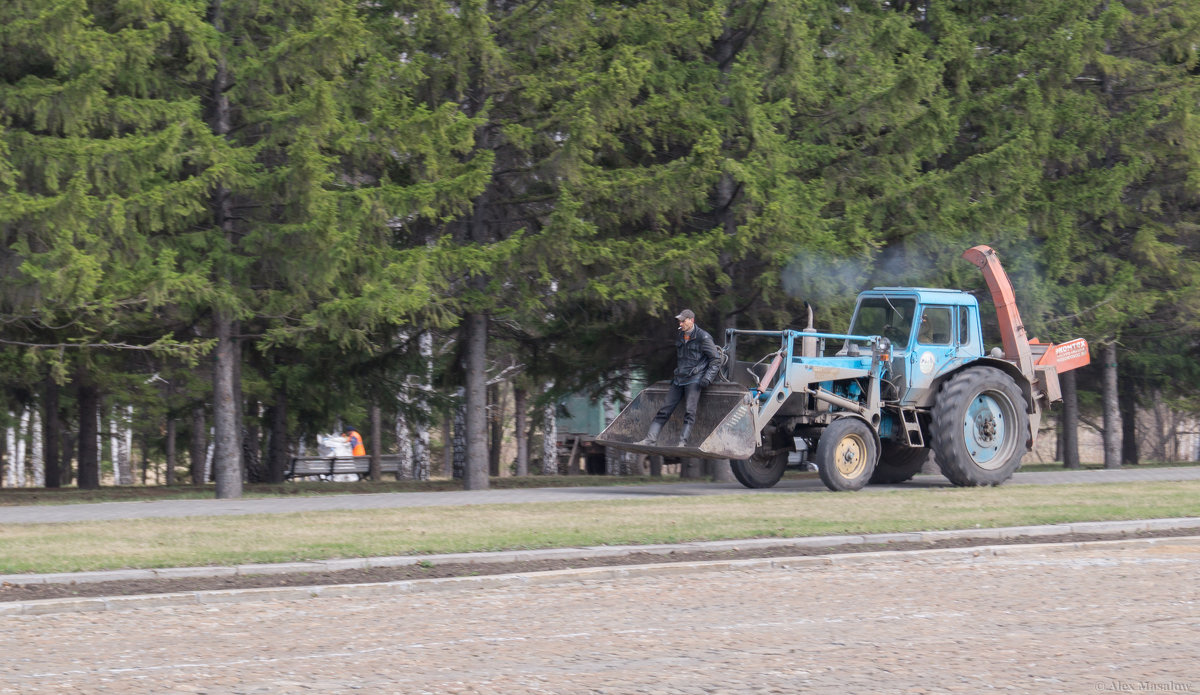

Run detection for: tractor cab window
[[917, 307, 953, 345], [850, 297, 916, 348]]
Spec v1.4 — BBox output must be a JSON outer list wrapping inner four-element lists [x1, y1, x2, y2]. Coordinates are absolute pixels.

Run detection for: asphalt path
[[2, 465, 1198, 525]]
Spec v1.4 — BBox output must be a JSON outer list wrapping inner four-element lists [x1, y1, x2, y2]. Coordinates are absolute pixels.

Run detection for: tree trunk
[[1101, 343, 1121, 469], [236, 362, 254, 483], [212, 311, 242, 498], [525, 413, 537, 475], [267, 390, 289, 483], [452, 400, 466, 480], [190, 405, 206, 486], [395, 353, 413, 479], [369, 401, 382, 482], [17, 408, 29, 487], [242, 400, 263, 483], [165, 414, 177, 486], [541, 385, 558, 475], [1150, 389, 1169, 461], [5, 410, 21, 487], [1061, 370, 1080, 469], [395, 404, 413, 480], [463, 313, 489, 489], [77, 383, 100, 490], [488, 382, 503, 476], [1120, 381, 1139, 465], [124, 406, 135, 484], [513, 386, 528, 476], [680, 458, 703, 479], [208, 0, 241, 498], [29, 407, 43, 487], [114, 405, 133, 485], [141, 435, 150, 484], [60, 429, 75, 486], [650, 454, 663, 477], [710, 459, 735, 482], [412, 331, 433, 481], [97, 405, 104, 483], [1171, 410, 1180, 458], [442, 412, 454, 478], [205, 430, 215, 482], [43, 378, 61, 488]]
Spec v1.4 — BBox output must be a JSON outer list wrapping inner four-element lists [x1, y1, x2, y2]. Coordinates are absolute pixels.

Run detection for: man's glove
[[700, 378, 712, 388]]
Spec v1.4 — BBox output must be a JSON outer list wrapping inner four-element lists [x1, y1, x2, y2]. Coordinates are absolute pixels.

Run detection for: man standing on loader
[[638, 309, 723, 448]]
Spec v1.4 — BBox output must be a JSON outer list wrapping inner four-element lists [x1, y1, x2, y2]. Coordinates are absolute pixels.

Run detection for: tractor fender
[[822, 413, 882, 462], [931, 358, 1034, 409]]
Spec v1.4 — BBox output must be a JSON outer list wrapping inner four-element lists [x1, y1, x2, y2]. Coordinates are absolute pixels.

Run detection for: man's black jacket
[[672, 325, 722, 386]]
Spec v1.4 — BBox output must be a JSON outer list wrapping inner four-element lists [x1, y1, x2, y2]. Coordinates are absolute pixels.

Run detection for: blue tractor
[[597, 246, 1091, 491]]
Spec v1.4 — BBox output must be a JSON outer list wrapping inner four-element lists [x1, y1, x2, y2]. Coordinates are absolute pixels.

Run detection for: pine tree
[[0, 0, 219, 360], [900, 0, 1200, 463], [1, 0, 226, 487]]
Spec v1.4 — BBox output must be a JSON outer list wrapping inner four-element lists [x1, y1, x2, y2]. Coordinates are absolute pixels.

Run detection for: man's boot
[[675, 423, 693, 448], [637, 421, 663, 446]]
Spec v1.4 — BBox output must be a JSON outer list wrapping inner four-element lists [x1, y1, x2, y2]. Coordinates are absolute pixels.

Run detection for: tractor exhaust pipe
[[801, 302, 818, 358]]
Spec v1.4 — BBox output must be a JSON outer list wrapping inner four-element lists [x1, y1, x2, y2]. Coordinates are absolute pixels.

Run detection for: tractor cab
[[849, 289, 984, 407]]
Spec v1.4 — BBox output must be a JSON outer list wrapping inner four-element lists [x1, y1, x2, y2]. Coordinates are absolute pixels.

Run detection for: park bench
[[286, 455, 404, 480]]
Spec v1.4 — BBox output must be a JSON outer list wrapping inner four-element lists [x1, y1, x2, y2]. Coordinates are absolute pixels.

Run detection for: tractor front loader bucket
[[595, 382, 759, 460]]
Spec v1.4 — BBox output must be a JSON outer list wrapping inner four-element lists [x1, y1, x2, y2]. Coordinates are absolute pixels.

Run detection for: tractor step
[[900, 406, 924, 447]]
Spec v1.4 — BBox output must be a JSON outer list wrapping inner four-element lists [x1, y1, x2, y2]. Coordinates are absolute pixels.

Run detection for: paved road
[[2, 466, 1198, 525], [3, 539, 1197, 694]]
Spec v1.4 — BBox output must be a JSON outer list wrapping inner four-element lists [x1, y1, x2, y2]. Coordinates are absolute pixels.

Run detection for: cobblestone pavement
[[3, 540, 1197, 694]]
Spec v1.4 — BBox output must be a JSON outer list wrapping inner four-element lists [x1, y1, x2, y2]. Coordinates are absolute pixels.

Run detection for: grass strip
[[1, 480, 1198, 574], [0, 475, 700, 507]]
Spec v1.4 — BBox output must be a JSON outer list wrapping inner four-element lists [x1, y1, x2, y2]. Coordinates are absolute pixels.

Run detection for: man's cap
[[675, 309, 695, 321], [343, 427, 356, 433]]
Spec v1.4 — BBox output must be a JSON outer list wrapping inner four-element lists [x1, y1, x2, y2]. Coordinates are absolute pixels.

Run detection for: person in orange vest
[[343, 427, 366, 456]]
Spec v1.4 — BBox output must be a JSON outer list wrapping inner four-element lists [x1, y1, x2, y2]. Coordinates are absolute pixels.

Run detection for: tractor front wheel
[[816, 417, 878, 491], [731, 448, 788, 488], [930, 366, 1029, 486]]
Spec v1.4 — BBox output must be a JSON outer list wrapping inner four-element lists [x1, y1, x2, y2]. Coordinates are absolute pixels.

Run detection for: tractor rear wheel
[[869, 444, 928, 484], [930, 366, 1028, 486], [731, 448, 788, 488], [816, 417, 878, 491]]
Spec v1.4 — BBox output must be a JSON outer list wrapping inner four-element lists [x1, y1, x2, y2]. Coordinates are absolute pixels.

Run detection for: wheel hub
[[974, 412, 997, 443], [834, 435, 866, 478], [962, 393, 1011, 469]]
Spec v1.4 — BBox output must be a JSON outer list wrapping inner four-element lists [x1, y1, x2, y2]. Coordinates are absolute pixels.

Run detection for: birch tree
[[412, 332, 434, 481], [4, 409, 20, 487], [395, 397, 414, 480], [541, 383, 557, 476]]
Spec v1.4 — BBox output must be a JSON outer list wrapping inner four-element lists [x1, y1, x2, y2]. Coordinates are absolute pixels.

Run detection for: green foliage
[[0, 0, 220, 368], [4, 0, 1200, 468]]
